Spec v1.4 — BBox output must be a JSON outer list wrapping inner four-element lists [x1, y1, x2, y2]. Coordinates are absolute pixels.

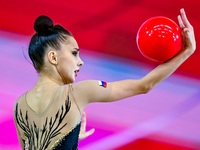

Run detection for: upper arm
[[72, 80, 112, 105], [72, 79, 146, 106]]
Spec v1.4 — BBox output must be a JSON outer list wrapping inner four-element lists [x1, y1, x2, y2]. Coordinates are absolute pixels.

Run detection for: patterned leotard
[[51, 122, 81, 150], [21, 121, 81, 150], [14, 85, 82, 150]]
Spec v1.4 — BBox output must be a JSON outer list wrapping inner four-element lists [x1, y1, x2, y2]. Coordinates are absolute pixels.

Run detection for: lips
[[74, 70, 79, 77]]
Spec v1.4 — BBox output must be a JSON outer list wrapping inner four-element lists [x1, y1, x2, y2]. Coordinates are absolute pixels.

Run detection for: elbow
[[137, 79, 155, 94], [141, 87, 150, 94], [140, 84, 154, 94], [143, 87, 151, 94], [130, 79, 154, 96]]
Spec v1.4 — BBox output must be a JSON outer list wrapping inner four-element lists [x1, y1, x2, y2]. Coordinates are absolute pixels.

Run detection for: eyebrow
[[74, 48, 80, 51]]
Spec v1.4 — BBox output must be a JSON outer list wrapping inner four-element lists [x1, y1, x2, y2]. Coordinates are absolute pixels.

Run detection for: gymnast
[[13, 8, 196, 150]]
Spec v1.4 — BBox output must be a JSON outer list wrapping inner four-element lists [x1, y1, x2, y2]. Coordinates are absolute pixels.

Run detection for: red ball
[[136, 16, 182, 62]]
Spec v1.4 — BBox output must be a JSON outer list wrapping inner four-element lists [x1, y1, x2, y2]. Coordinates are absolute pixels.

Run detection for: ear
[[48, 51, 58, 65]]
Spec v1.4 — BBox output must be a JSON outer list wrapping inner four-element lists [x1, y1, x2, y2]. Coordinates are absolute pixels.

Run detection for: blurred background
[[0, 0, 200, 149]]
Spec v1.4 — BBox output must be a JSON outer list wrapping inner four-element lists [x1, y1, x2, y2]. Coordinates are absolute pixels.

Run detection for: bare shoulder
[[69, 80, 112, 104], [72, 80, 110, 95], [72, 80, 99, 90]]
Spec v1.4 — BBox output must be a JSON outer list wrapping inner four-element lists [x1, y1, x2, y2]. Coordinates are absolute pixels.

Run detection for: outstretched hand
[[78, 112, 95, 141], [178, 8, 196, 53]]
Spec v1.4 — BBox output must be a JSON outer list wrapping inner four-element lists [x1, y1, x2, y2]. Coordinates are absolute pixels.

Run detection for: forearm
[[141, 48, 194, 91], [109, 47, 195, 102]]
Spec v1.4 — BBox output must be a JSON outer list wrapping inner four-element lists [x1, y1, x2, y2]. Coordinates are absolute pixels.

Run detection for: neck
[[36, 72, 64, 86]]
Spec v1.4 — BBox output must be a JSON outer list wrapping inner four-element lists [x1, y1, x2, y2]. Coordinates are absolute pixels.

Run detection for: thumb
[[86, 128, 95, 136]]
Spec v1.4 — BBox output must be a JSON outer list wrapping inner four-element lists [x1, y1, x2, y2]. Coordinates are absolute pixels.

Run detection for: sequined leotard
[[50, 122, 81, 150], [14, 85, 82, 150]]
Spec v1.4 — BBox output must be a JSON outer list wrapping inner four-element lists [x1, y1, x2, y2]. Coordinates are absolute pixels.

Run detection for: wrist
[[182, 47, 195, 56]]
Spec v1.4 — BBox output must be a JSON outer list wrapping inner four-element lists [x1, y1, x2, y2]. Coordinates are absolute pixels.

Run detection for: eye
[[72, 51, 78, 56]]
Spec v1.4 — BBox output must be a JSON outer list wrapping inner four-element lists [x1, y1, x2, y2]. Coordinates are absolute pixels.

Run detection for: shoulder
[[72, 80, 99, 89], [63, 80, 100, 93], [13, 93, 26, 112], [71, 80, 110, 95], [68, 80, 112, 104]]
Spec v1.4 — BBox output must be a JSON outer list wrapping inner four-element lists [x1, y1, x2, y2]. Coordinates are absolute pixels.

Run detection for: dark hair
[[29, 15, 72, 72]]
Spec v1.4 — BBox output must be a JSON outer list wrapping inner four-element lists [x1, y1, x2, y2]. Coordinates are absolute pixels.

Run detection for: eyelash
[[72, 51, 78, 56]]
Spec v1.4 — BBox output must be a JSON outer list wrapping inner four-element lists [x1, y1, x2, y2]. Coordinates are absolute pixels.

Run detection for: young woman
[[13, 8, 196, 150]]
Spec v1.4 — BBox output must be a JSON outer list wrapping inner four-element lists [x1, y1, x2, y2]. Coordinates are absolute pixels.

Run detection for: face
[[56, 36, 84, 84]]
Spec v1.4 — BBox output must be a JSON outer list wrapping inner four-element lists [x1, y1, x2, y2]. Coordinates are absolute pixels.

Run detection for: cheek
[[60, 60, 74, 75]]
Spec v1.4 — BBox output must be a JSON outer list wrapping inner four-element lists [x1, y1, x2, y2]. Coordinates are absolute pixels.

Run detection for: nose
[[78, 58, 84, 66]]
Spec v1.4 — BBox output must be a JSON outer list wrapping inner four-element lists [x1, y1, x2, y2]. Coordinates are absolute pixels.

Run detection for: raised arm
[[72, 9, 196, 106]]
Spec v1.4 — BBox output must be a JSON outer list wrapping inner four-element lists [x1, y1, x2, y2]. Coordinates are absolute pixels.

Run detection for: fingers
[[177, 8, 196, 52], [179, 8, 192, 28], [78, 128, 95, 140], [81, 111, 86, 131], [178, 15, 185, 29], [86, 128, 95, 136], [79, 111, 95, 140]]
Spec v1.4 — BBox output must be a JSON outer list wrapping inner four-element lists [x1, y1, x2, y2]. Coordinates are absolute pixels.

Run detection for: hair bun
[[34, 15, 53, 33]]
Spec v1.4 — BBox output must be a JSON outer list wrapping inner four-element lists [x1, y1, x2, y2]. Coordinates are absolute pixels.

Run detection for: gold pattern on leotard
[[50, 121, 81, 149]]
